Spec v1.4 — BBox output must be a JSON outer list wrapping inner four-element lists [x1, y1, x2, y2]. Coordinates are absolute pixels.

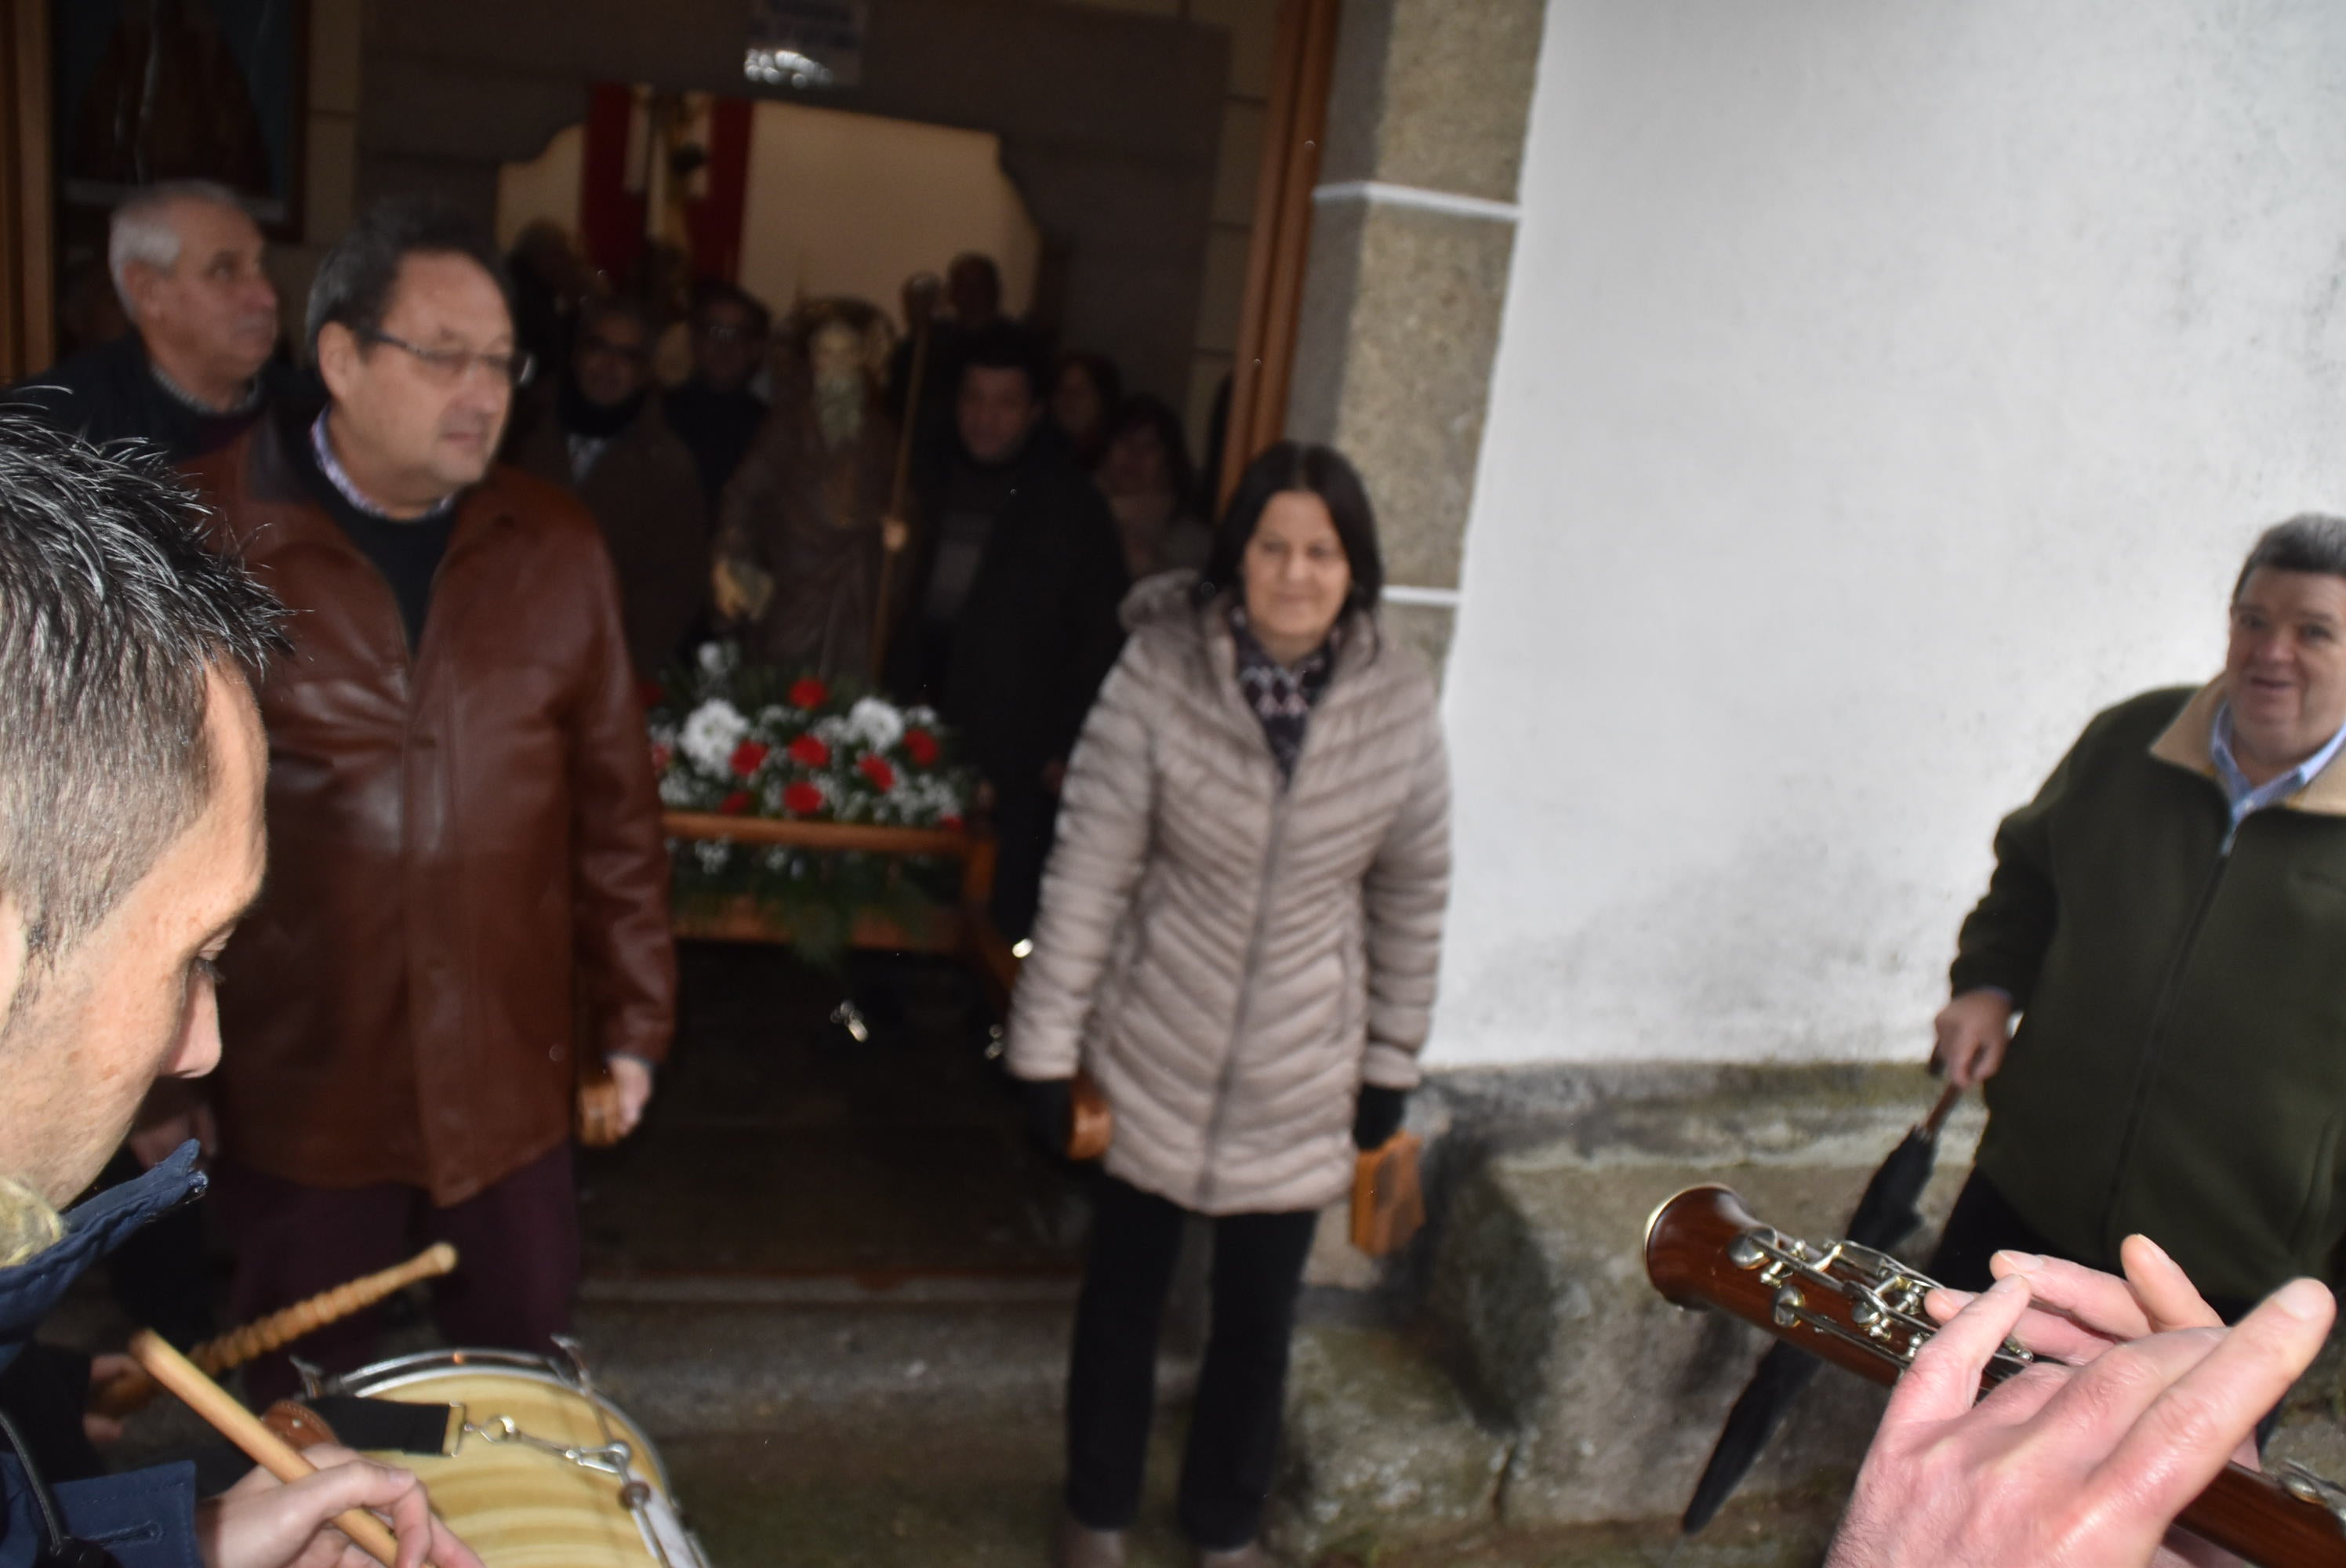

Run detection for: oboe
[[1644, 1185, 2346, 1567]]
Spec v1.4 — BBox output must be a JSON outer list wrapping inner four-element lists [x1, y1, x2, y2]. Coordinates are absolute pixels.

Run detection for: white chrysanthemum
[[812, 714, 851, 746], [697, 642, 733, 676], [657, 773, 699, 808], [845, 697, 906, 751], [692, 839, 734, 872], [679, 699, 749, 775], [903, 705, 940, 728]]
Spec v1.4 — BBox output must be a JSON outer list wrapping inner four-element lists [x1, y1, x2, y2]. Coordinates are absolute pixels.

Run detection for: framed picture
[[53, 0, 309, 237]]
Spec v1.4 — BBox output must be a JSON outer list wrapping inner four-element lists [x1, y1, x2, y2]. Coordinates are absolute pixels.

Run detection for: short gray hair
[[0, 414, 286, 968], [107, 180, 248, 302], [2234, 514, 2346, 601]]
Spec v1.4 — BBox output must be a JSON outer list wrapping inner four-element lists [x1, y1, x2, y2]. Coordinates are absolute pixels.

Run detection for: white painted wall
[[495, 125, 586, 252], [1435, 0, 2346, 1066], [739, 102, 1040, 328]]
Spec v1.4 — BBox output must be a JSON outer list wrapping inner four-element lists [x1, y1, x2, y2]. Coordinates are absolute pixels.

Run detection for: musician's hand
[[881, 515, 910, 554], [81, 1352, 136, 1445], [608, 1056, 655, 1140], [197, 1443, 485, 1568], [1825, 1271, 2333, 1568], [1930, 989, 2015, 1087], [1924, 1234, 2224, 1367]]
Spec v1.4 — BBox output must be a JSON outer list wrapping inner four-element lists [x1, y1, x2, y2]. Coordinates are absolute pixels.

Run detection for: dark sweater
[[6, 332, 289, 463], [1959, 682, 2346, 1302], [281, 408, 455, 651]]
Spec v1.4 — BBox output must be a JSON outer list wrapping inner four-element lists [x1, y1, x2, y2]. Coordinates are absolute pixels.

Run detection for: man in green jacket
[[1930, 514, 2346, 1316]]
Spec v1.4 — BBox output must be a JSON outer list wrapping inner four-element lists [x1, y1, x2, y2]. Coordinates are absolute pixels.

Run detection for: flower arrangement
[[648, 644, 975, 959]]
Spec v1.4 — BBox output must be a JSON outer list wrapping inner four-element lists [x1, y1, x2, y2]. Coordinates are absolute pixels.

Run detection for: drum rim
[[332, 1348, 677, 1499]]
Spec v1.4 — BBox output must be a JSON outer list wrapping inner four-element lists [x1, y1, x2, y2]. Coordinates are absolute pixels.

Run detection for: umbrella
[[1679, 1078, 1966, 1535]]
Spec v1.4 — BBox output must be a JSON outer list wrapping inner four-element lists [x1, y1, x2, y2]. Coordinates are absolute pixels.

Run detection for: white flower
[[696, 642, 734, 676], [679, 699, 749, 775], [844, 697, 905, 752], [812, 714, 850, 746], [691, 839, 734, 873], [657, 772, 698, 808]]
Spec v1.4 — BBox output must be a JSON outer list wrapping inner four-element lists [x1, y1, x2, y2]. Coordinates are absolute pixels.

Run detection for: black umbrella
[[1679, 1078, 1966, 1535]]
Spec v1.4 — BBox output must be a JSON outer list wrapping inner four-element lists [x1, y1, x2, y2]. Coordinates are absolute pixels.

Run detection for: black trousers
[[1066, 1173, 1319, 1550]]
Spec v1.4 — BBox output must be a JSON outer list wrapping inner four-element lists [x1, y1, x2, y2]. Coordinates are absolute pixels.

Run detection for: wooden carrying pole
[[871, 317, 931, 677], [96, 1243, 459, 1417], [127, 1330, 414, 1568]]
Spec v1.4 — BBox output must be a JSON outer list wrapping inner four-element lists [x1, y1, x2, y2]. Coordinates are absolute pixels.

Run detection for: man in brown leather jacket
[[181, 198, 677, 1398]]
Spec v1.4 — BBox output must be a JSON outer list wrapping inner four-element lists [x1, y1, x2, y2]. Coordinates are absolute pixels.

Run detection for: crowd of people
[[0, 175, 2339, 1568]]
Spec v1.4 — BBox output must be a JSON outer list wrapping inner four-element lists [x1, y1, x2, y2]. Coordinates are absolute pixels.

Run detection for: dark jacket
[[1959, 681, 2346, 1303], [0, 1147, 206, 1568], [898, 449, 1128, 792], [187, 416, 677, 1205], [509, 391, 710, 681], [7, 332, 287, 463], [662, 379, 768, 514]]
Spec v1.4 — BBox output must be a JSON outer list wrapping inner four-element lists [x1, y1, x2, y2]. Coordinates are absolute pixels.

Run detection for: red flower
[[940, 814, 965, 833], [790, 677, 830, 709], [788, 732, 831, 768], [650, 742, 673, 774], [729, 739, 771, 777], [635, 679, 666, 712], [903, 728, 941, 767], [859, 754, 897, 792], [783, 781, 825, 816], [718, 790, 753, 815]]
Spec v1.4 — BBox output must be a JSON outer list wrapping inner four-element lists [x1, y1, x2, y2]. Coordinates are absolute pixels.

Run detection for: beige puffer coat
[[1006, 573, 1451, 1215]]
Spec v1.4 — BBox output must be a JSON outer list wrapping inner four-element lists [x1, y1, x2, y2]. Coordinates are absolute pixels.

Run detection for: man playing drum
[[0, 412, 481, 1565]]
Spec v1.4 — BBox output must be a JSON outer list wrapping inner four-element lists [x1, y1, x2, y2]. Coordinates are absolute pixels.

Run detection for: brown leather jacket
[[187, 416, 677, 1204]]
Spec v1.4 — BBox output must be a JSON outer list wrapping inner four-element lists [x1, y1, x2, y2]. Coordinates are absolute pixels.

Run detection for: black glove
[[1353, 1085, 1408, 1151], [1019, 1076, 1074, 1153]]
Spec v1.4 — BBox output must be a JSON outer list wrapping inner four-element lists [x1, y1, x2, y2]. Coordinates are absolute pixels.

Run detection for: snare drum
[[331, 1348, 706, 1567]]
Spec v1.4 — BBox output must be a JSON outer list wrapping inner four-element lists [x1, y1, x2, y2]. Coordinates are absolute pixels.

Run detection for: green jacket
[[1959, 681, 2346, 1305]]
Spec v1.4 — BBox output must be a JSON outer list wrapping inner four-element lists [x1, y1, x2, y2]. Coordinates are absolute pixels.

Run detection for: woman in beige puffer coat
[[1008, 442, 1450, 1568]]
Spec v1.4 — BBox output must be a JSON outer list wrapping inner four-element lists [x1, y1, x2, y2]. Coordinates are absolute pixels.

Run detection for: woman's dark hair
[[1200, 441, 1382, 619], [1106, 394, 1196, 510]]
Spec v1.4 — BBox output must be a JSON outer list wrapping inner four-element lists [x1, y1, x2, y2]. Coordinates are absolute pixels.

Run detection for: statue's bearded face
[[811, 321, 865, 448]]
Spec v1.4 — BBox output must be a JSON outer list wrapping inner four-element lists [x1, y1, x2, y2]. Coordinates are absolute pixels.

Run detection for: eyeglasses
[[361, 331, 536, 388]]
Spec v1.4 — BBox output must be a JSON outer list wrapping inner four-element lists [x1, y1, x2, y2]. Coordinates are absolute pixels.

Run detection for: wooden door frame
[[1216, 0, 1341, 510], [0, 0, 53, 381]]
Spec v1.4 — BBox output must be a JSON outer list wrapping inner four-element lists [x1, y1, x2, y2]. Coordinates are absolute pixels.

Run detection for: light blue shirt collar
[[2209, 701, 2346, 829]]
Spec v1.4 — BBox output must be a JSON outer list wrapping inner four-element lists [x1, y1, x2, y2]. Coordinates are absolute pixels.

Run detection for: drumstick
[[97, 1243, 459, 1417], [125, 1330, 412, 1568]]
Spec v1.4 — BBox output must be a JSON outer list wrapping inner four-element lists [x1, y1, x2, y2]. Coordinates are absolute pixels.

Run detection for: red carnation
[[650, 742, 673, 774], [730, 739, 771, 778], [788, 732, 831, 768], [903, 728, 941, 767], [859, 754, 897, 792], [636, 679, 666, 712], [940, 814, 964, 833], [718, 790, 753, 815], [790, 677, 829, 709], [783, 781, 826, 816]]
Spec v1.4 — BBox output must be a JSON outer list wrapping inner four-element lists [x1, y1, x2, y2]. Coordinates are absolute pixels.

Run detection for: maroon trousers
[[212, 1144, 580, 1403]]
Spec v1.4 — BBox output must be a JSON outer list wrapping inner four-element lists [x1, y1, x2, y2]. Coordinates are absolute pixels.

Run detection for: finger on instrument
[[2115, 1234, 2225, 1336], [1925, 1285, 2119, 1366], [1988, 1250, 2157, 1344], [1881, 1272, 2032, 1428], [2090, 1278, 2333, 1520]]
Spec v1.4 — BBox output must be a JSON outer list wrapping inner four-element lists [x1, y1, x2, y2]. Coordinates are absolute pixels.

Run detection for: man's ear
[[314, 322, 360, 402]]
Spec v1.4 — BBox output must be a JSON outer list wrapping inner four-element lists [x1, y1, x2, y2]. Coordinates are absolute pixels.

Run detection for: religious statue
[[712, 297, 910, 681]]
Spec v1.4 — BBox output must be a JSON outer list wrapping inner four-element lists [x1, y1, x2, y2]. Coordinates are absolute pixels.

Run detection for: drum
[[332, 1348, 707, 1567]]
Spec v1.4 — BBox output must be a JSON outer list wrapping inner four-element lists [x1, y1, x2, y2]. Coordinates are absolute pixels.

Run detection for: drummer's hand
[[1930, 989, 2014, 1087], [197, 1443, 485, 1568], [1825, 1272, 2332, 1568], [608, 1055, 655, 1139]]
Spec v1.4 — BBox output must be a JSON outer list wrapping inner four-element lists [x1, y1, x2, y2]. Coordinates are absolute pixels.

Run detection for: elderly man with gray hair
[[10, 180, 285, 461], [1927, 514, 2346, 1327]]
